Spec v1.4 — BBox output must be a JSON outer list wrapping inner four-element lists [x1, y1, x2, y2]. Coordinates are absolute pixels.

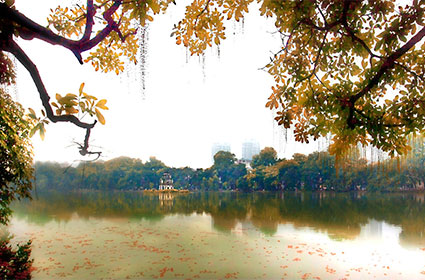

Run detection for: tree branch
[[4, 38, 97, 155], [351, 25, 425, 103], [82, 0, 96, 41], [344, 25, 425, 128], [0, 1, 122, 64], [394, 61, 425, 83], [296, 30, 328, 85]]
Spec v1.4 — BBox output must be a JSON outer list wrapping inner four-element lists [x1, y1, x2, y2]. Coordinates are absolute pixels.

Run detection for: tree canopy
[[251, 147, 277, 168], [0, 0, 424, 160], [174, 0, 425, 159]]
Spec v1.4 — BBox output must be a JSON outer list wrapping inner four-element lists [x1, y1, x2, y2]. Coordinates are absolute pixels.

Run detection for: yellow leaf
[[95, 108, 105, 125], [79, 83, 85, 95], [65, 93, 77, 98], [96, 99, 109, 110], [65, 107, 79, 114]]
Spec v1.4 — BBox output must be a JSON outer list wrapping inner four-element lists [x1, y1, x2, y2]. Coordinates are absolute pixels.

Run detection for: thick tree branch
[[82, 0, 96, 41], [344, 25, 425, 128], [3, 38, 96, 155], [0, 1, 122, 64], [351, 25, 425, 103]]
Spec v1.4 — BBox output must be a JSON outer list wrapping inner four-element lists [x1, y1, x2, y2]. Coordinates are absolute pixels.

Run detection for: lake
[[8, 191, 425, 279]]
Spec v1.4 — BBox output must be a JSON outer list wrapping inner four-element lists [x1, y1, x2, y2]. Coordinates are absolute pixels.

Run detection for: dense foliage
[[0, 53, 34, 280], [34, 144, 425, 193], [0, 89, 34, 225], [0, 227, 32, 280], [175, 0, 425, 158]]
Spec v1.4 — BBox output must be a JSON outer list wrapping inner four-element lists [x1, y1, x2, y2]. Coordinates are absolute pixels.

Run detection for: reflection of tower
[[242, 141, 260, 161], [158, 192, 174, 208]]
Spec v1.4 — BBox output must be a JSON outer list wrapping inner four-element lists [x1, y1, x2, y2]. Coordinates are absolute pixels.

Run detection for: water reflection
[[11, 191, 425, 248]]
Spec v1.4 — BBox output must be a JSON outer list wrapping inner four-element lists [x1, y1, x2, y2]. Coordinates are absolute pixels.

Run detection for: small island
[[143, 172, 189, 193]]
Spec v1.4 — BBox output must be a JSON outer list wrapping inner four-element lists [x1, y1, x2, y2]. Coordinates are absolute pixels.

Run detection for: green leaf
[[28, 108, 37, 119], [29, 123, 40, 138], [374, 39, 384, 51], [39, 123, 45, 140]]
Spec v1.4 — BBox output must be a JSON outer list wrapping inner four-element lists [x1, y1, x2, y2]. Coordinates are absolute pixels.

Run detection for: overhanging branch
[[0, 1, 122, 64], [4, 38, 97, 155], [351, 25, 425, 103]]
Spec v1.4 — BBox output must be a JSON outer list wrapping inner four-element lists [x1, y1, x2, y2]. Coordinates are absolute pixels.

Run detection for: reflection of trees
[[11, 192, 425, 247]]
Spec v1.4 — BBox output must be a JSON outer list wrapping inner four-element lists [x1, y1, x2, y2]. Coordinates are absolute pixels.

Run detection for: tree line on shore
[[35, 142, 425, 192]]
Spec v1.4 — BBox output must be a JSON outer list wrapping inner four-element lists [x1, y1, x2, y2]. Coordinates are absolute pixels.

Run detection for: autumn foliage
[[0, 229, 32, 280]]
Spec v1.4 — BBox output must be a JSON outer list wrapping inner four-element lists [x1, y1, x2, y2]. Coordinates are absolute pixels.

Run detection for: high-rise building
[[211, 143, 231, 160], [242, 141, 260, 161]]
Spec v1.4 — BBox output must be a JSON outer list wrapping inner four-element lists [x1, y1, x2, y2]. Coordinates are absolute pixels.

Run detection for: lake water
[[8, 191, 425, 279]]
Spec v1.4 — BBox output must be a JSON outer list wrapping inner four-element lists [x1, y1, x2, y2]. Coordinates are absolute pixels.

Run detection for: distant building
[[211, 142, 231, 160], [159, 173, 174, 190], [242, 141, 260, 161]]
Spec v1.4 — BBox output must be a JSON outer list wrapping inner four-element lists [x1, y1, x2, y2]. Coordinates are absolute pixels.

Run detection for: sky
[[13, 0, 320, 168]]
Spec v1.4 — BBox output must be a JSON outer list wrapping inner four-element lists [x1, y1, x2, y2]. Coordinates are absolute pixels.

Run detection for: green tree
[[251, 147, 277, 168], [213, 151, 236, 168], [0, 89, 33, 225], [212, 151, 246, 189]]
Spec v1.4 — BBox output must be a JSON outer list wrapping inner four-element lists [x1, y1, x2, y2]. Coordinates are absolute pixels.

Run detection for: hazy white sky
[[14, 0, 318, 168]]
